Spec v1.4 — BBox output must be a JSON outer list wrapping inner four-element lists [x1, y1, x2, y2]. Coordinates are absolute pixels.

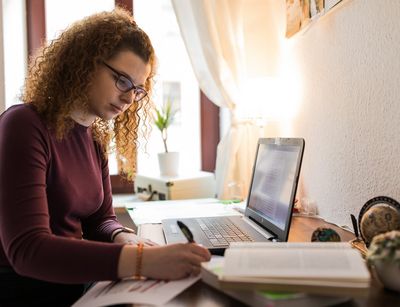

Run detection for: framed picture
[[286, 0, 343, 38]]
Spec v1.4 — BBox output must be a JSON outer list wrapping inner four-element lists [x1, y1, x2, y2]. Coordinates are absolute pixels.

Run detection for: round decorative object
[[311, 227, 341, 242], [359, 196, 400, 246]]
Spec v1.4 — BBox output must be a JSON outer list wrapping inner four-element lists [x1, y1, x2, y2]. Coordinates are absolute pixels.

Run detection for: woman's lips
[[110, 103, 123, 113]]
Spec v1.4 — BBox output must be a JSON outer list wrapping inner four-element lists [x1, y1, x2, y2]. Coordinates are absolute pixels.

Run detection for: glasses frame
[[102, 62, 148, 102]]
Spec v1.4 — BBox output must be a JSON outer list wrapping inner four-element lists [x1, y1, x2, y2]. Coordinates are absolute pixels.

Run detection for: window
[[2, 0, 27, 109], [45, 0, 114, 40], [134, 0, 201, 175]]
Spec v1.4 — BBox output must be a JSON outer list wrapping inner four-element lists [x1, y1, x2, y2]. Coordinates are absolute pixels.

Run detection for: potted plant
[[154, 100, 179, 176], [366, 230, 400, 292]]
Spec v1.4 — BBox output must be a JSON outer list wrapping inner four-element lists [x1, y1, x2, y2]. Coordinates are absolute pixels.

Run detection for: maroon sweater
[[0, 104, 125, 283]]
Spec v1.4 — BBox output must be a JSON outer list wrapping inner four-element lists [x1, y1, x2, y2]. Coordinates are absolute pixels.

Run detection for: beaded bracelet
[[111, 227, 135, 242], [135, 243, 144, 279]]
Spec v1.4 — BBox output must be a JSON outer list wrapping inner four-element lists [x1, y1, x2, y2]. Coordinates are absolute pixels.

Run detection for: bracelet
[[135, 243, 144, 279], [111, 227, 135, 242]]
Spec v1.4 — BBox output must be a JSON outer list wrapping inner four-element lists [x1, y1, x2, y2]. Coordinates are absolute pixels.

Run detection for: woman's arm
[[0, 106, 124, 283], [81, 147, 125, 242]]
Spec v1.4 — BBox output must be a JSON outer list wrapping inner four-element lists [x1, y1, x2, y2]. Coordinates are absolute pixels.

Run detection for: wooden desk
[[289, 215, 355, 242], [115, 209, 400, 307]]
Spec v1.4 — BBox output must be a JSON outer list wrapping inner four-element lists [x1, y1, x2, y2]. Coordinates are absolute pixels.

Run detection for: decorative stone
[[360, 204, 400, 246], [311, 227, 341, 242]]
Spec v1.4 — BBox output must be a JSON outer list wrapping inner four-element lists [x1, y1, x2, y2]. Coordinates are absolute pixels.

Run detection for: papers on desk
[[72, 275, 200, 307], [138, 223, 166, 245], [121, 198, 243, 225]]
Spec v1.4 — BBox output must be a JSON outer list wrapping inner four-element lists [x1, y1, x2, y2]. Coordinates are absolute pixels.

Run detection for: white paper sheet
[[121, 198, 244, 225], [72, 276, 200, 307], [138, 224, 166, 245]]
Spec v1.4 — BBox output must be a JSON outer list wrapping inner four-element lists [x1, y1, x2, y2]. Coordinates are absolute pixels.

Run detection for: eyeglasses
[[102, 62, 148, 102]]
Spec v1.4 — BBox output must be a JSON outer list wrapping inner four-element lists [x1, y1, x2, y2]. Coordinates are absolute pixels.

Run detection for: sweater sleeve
[[81, 144, 125, 242], [0, 106, 124, 284]]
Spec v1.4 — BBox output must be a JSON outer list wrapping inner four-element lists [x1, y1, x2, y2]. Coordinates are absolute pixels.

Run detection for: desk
[[114, 207, 400, 307]]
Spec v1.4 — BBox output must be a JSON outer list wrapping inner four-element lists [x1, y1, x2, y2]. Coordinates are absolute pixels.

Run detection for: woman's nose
[[120, 90, 135, 104]]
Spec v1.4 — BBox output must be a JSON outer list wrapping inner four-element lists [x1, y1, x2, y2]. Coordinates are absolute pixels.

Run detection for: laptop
[[162, 137, 305, 255]]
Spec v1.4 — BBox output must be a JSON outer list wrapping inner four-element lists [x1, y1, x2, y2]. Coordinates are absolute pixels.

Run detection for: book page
[[72, 276, 200, 307], [223, 243, 370, 281]]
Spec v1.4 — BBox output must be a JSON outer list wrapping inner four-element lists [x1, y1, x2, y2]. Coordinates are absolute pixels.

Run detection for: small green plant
[[154, 99, 176, 153], [367, 230, 400, 267]]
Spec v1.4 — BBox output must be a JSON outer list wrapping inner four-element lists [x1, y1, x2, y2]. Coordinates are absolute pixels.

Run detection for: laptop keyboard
[[195, 217, 253, 247]]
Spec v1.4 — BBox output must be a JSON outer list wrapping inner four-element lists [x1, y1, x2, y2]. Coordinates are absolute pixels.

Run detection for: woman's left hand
[[113, 232, 158, 246]]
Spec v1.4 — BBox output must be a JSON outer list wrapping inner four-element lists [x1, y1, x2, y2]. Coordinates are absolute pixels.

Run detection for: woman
[[0, 8, 210, 305]]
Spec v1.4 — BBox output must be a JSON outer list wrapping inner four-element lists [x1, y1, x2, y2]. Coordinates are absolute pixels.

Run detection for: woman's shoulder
[[0, 103, 49, 141], [1, 103, 38, 119], [0, 103, 45, 129]]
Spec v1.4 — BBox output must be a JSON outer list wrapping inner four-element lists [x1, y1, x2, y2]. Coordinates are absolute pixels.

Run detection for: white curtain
[[172, 0, 286, 199]]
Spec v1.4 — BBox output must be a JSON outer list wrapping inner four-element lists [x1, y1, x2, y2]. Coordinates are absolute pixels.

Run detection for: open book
[[201, 256, 351, 307], [203, 242, 370, 297]]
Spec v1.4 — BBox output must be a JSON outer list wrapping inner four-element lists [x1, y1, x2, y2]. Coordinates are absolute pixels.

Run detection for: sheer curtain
[[171, 0, 286, 199]]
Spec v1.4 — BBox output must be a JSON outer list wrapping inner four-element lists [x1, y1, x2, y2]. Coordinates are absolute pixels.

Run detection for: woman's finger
[[185, 253, 208, 267], [189, 244, 211, 260]]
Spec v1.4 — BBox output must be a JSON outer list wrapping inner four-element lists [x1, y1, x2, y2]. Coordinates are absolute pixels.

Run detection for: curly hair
[[22, 8, 156, 181]]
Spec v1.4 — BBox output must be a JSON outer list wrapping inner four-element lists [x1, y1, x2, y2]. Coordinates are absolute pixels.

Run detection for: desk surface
[[114, 208, 400, 307]]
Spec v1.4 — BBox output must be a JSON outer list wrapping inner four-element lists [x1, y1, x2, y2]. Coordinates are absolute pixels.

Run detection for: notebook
[[162, 137, 305, 255]]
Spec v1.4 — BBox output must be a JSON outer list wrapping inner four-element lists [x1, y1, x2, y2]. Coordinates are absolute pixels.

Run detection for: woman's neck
[[69, 109, 95, 127]]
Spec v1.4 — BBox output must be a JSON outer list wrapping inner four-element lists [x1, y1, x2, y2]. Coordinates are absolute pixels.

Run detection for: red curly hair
[[22, 8, 156, 180]]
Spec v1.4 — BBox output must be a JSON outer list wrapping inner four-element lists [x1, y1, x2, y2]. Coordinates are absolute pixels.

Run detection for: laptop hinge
[[242, 216, 275, 239]]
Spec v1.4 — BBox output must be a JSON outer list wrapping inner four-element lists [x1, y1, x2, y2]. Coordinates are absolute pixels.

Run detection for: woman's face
[[82, 50, 151, 125]]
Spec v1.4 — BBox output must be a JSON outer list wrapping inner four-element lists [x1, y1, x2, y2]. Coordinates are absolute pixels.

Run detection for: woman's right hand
[[141, 243, 211, 280]]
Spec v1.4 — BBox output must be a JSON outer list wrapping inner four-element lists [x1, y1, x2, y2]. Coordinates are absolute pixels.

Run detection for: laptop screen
[[245, 138, 304, 241]]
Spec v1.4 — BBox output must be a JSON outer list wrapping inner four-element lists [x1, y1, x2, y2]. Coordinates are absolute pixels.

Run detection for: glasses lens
[[116, 76, 133, 92], [134, 88, 147, 102]]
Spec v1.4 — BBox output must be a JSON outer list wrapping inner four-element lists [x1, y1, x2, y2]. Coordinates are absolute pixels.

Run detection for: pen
[[177, 220, 195, 243], [350, 214, 359, 239]]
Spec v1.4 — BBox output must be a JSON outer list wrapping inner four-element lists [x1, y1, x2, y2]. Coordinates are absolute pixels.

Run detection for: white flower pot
[[374, 261, 400, 292], [158, 152, 179, 177]]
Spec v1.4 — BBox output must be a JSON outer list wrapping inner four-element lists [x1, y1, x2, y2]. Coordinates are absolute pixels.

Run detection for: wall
[[281, 0, 400, 227]]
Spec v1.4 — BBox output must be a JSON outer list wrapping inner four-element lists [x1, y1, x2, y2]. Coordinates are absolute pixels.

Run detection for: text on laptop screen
[[247, 143, 300, 230]]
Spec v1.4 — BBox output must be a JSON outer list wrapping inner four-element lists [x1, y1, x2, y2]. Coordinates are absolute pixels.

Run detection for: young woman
[[0, 8, 210, 305]]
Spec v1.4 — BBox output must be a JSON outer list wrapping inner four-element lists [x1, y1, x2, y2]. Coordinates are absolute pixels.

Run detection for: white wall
[[279, 0, 400, 227]]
